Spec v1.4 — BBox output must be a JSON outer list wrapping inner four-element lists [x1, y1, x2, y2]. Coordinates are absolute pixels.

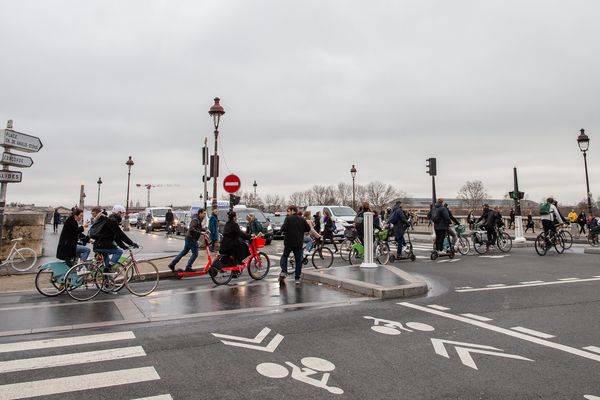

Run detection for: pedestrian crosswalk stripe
[[0, 331, 135, 354], [0, 346, 146, 374], [0, 366, 160, 400], [131, 395, 174, 400]]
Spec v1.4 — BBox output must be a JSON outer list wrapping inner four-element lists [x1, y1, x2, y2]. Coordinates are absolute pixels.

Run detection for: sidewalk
[[0, 252, 207, 294]]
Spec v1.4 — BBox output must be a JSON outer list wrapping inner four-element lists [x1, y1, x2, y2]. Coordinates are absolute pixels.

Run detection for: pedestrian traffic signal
[[509, 191, 525, 200], [230, 193, 241, 206], [426, 158, 437, 176], [202, 175, 211, 182]]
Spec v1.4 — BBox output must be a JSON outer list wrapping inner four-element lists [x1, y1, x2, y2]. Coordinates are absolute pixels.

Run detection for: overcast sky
[[1, 0, 599, 208]]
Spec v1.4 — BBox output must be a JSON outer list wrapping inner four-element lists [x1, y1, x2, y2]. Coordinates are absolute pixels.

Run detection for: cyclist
[[476, 204, 497, 250], [430, 198, 451, 253], [89, 205, 139, 273], [303, 211, 322, 252], [322, 210, 338, 253], [355, 202, 381, 245], [389, 201, 408, 258], [219, 211, 252, 268], [57, 208, 89, 267], [539, 197, 563, 240], [165, 209, 174, 235]]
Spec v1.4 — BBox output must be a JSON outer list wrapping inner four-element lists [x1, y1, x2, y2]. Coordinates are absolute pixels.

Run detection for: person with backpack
[[539, 197, 563, 239], [389, 201, 408, 258], [476, 204, 497, 249], [322, 210, 338, 253], [430, 198, 451, 252]]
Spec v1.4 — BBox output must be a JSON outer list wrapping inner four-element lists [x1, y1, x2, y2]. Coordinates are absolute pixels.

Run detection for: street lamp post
[[125, 156, 134, 231], [208, 98, 225, 210], [96, 177, 102, 206], [577, 128, 593, 216], [253, 180, 257, 197], [350, 165, 357, 210]]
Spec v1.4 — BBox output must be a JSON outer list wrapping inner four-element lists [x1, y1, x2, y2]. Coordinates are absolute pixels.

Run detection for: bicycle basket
[[377, 229, 389, 241], [475, 231, 487, 243], [455, 225, 466, 234], [253, 237, 266, 248], [344, 227, 357, 239]]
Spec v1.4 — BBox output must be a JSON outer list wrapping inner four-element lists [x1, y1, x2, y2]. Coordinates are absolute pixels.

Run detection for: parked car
[[305, 205, 357, 241], [216, 205, 273, 244], [127, 213, 139, 227], [269, 213, 286, 239]]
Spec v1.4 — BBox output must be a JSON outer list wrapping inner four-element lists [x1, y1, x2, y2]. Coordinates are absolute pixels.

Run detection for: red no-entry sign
[[223, 174, 241, 193]]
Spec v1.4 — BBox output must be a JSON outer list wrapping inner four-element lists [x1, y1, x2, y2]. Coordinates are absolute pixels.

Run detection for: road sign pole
[[513, 167, 525, 244]]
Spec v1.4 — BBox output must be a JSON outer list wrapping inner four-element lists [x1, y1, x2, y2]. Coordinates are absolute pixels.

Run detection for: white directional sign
[[0, 170, 22, 183], [431, 338, 534, 370], [212, 327, 284, 353], [2, 129, 43, 153], [1, 152, 33, 168]]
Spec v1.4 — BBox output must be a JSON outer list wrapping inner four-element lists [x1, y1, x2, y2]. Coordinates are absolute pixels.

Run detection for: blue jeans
[[304, 236, 313, 252], [76, 245, 90, 262], [170, 237, 198, 270], [280, 246, 303, 280], [95, 248, 123, 270]]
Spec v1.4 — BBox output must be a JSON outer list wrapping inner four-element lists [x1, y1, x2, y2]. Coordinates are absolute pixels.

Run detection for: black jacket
[[220, 220, 251, 263], [432, 204, 451, 230], [281, 214, 310, 248], [390, 207, 408, 236], [90, 214, 135, 250], [56, 216, 80, 261]]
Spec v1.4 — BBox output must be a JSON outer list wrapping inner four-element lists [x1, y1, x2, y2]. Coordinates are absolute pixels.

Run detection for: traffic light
[[509, 191, 525, 200], [202, 175, 211, 182], [509, 191, 516, 200], [426, 158, 437, 176], [230, 193, 241, 206], [518, 191, 524, 200]]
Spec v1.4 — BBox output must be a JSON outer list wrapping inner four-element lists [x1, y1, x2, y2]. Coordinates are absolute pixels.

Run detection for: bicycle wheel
[[456, 237, 470, 255], [10, 247, 37, 272], [339, 239, 352, 261], [375, 242, 390, 264], [588, 233, 599, 247], [210, 267, 234, 285], [35, 266, 66, 297], [534, 234, 548, 256], [125, 260, 159, 296], [554, 235, 565, 254], [497, 232, 512, 252], [559, 230, 573, 250], [312, 246, 334, 269], [65, 262, 104, 301], [349, 248, 362, 265], [248, 252, 270, 280], [472, 236, 488, 254], [100, 263, 128, 293]]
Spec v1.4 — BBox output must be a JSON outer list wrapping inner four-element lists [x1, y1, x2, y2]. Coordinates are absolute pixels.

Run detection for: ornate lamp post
[[96, 177, 102, 206], [577, 129, 593, 216], [208, 97, 225, 210], [125, 156, 134, 230], [350, 165, 357, 210]]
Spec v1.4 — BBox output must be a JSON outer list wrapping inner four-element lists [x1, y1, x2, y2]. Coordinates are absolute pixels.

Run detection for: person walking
[[56, 208, 89, 267], [525, 211, 535, 233], [322, 210, 338, 252], [577, 211, 587, 235], [508, 208, 515, 229], [430, 198, 451, 252], [389, 201, 408, 258], [168, 208, 207, 273], [208, 208, 220, 251], [247, 213, 263, 236], [279, 205, 310, 286], [53, 209, 61, 233]]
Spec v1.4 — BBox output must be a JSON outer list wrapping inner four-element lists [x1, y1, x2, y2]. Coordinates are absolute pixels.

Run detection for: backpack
[[88, 218, 107, 240], [539, 202, 551, 215]]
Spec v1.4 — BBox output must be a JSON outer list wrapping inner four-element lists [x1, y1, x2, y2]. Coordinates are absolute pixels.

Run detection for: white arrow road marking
[[431, 338, 534, 370], [212, 327, 284, 353], [583, 346, 600, 354], [131, 395, 174, 400], [478, 255, 507, 258], [584, 396, 600, 400]]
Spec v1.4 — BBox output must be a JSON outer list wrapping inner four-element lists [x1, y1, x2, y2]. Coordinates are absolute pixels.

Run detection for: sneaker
[[278, 274, 286, 287], [168, 264, 176, 272], [294, 278, 301, 284], [184, 267, 195, 273]]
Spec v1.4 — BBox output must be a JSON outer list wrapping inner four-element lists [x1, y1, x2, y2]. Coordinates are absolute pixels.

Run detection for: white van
[[144, 207, 172, 231], [305, 205, 356, 239]]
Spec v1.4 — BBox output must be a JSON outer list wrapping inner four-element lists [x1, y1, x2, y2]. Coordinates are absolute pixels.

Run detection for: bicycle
[[471, 225, 512, 254], [556, 223, 573, 250], [165, 222, 175, 237], [587, 227, 599, 247], [453, 224, 470, 255], [177, 233, 270, 286], [339, 227, 356, 262], [534, 229, 565, 256], [0, 238, 37, 272], [348, 234, 391, 265], [287, 237, 335, 274]]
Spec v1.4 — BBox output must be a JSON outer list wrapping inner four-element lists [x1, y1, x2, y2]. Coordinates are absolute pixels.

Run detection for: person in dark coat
[[53, 209, 61, 233], [431, 198, 451, 252], [219, 211, 252, 266], [322, 210, 338, 253], [577, 211, 587, 235], [476, 204, 497, 249], [525, 211, 535, 233], [279, 205, 310, 285], [389, 202, 408, 258], [56, 208, 86, 266], [169, 208, 206, 272], [89, 205, 138, 272]]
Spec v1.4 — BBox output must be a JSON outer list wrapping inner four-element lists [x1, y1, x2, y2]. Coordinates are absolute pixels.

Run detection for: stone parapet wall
[[1, 212, 45, 258]]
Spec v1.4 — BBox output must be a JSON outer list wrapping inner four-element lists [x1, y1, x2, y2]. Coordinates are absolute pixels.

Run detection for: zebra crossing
[[0, 331, 171, 400]]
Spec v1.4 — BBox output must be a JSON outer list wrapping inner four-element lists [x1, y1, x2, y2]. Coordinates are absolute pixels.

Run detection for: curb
[[584, 247, 600, 254], [302, 264, 428, 299]]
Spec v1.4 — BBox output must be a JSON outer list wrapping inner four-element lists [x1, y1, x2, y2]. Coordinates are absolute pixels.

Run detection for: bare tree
[[289, 191, 310, 207], [365, 182, 400, 211], [264, 194, 285, 213], [335, 183, 353, 206], [309, 185, 336, 205], [457, 180, 489, 210]]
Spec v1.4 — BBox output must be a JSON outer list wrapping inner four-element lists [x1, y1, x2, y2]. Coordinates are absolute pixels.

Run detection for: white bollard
[[514, 215, 526, 243], [360, 212, 378, 268]]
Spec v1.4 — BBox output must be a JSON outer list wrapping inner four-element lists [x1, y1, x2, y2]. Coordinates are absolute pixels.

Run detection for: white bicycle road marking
[[398, 302, 600, 363], [212, 327, 284, 352], [431, 338, 533, 370], [256, 357, 343, 394]]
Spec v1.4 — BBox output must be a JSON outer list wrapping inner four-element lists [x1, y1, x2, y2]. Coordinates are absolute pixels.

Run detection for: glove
[[131, 243, 140, 249]]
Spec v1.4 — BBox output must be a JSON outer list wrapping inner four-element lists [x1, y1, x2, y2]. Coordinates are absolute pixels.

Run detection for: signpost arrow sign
[[431, 338, 534, 370], [1, 152, 33, 168], [2, 129, 43, 153], [212, 327, 284, 353], [0, 170, 22, 183]]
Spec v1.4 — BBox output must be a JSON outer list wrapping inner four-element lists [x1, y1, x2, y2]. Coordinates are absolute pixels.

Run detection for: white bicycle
[[1, 238, 37, 272]]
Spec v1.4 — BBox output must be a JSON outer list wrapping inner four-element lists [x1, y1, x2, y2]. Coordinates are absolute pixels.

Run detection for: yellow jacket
[[568, 211, 578, 223]]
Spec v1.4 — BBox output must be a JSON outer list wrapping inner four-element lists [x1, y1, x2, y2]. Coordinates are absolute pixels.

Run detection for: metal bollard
[[360, 212, 377, 268], [514, 216, 525, 243]]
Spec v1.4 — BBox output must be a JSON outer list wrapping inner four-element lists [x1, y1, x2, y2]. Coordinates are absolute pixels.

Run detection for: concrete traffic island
[[302, 264, 428, 299]]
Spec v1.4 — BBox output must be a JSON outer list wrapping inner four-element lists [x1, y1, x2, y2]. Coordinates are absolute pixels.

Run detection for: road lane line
[[456, 277, 600, 292], [0, 331, 135, 354], [0, 366, 160, 399], [519, 281, 544, 284], [583, 346, 600, 354], [427, 305, 450, 310], [510, 326, 555, 339], [131, 395, 173, 400], [486, 284, 507, 287], [398, 302, 600, 363], [557, 277, 579, 281], [0, 346, 146, 373], [461, 313, 492, 321]]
